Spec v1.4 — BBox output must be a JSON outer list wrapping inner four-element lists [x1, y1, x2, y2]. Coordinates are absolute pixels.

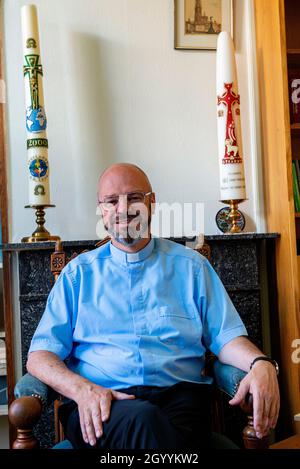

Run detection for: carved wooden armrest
[[239, 394, 269, 449], [9, 396, 43, 449], [213, 360, 270, 449], [9, 373, 60, 449]]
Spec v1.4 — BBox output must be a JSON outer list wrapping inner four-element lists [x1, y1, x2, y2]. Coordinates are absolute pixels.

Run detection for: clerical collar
[[109, 237, 155, 264]]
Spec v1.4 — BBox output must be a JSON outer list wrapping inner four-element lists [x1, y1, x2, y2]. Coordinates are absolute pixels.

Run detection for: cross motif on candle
[[23, 54, 43, 110], [217, 82, 242, 164], [216, 31, 246, 206]]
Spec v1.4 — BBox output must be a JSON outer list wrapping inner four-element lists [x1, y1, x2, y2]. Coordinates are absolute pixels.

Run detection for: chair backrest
[[50, 236, 111, 280], [50, 237, 211, 278]]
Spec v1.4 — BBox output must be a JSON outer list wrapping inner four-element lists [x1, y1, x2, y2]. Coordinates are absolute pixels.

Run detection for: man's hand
[[228, 361, 280, 438], [75, 383, 136, 446], [26, 351, 136, 447]]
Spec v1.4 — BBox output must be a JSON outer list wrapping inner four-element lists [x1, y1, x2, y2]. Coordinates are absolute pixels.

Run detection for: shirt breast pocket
[[156, 306, 200, 348]]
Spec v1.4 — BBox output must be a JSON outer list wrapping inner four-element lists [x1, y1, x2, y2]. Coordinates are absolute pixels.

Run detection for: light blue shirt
[[29, 238, 247, 390]]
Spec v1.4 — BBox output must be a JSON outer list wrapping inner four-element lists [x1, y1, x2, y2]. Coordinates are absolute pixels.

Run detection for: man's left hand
[[228, 361, 280, 438]]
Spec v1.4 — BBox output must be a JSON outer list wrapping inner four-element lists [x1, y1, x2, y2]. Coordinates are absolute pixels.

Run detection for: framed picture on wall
[[174, 0, 233, 50]]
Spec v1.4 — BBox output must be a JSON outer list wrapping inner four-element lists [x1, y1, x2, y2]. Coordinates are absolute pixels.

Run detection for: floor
[[270, 434, 300, 449]]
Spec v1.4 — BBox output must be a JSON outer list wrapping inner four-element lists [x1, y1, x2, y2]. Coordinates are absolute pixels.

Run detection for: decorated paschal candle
[[21, 4, 50, 205], [216, 31, 246, 202]]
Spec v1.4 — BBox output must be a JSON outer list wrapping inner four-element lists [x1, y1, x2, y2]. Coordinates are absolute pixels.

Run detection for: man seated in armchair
[[25, 163, 280, 449]]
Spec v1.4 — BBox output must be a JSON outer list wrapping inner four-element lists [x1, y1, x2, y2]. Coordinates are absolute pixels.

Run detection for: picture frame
[[174, 0, 233, 50]]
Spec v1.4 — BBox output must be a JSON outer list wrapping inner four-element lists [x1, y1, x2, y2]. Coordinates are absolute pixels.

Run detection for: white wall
[[3, 0, 263, 242]]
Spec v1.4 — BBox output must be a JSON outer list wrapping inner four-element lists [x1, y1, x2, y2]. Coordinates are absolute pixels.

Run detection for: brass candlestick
[[22, 204, 61, 242], [220, 199, 245, 234]]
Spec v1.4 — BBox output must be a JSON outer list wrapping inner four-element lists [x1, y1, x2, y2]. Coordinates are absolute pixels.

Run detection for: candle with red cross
[[216, 31, 246, 202]]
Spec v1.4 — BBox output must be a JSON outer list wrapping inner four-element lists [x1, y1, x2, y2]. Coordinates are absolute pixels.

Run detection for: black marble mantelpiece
[[0, 232, 279, 252], [1, 233, 280, 447]]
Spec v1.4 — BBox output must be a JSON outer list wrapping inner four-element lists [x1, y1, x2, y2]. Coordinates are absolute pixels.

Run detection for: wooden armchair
[[8, 238, 270, 449]]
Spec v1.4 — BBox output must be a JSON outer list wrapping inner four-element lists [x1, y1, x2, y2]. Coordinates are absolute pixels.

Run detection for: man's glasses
[[98, 191, 152, 211]]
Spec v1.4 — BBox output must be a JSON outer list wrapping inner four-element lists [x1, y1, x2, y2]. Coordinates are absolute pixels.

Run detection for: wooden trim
[[0, 0, 15, 446], [2, 253, 15, 444], [243, 0, 267, 232], [254, 0, 300, 436], [0, 0, 8, 244]]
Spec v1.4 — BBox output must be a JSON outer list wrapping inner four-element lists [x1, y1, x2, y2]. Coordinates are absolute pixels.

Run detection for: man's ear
[[150, 192, 156, 215], [96, 203, 104, 219]]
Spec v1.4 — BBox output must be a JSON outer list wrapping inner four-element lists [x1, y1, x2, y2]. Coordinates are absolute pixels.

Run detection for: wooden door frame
[[0, 1, 8, 242], [0, 0, 15, 446], [254, 0, 300, 436]]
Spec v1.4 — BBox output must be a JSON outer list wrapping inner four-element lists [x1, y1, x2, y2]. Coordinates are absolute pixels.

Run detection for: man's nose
[[116, 195, 128, 213]]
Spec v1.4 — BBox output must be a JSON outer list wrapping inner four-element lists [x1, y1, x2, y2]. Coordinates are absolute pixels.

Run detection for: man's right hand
[[26, 351, 136, 447], [75, 383, 136, 446]]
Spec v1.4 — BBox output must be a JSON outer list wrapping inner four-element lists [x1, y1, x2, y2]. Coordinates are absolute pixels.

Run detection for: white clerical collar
[[109, 237, 155, 264]]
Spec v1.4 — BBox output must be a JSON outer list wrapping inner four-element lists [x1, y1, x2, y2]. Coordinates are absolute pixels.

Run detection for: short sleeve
[[199, 258, 248, 356], [28, 267, 77, 360]]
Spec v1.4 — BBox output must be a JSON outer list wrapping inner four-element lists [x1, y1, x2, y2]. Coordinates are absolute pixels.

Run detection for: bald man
[[27, 163, 279, 450]]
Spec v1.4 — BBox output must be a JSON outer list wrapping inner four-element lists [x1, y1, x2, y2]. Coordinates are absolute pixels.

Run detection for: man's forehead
[[98, 167, 150, 194]]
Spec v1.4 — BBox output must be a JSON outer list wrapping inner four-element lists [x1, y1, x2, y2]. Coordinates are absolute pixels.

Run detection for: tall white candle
[[21, 5, 50, 205], [216, 31, 246, 201]]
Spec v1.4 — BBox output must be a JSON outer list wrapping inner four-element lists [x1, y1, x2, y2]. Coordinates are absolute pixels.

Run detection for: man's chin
[[114, 235, 142, 247], [104, 221, 151, 246]]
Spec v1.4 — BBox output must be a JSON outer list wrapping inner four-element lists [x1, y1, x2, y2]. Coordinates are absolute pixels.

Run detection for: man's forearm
[[27, 350, 92, 402], [218, 336, 265, 372]]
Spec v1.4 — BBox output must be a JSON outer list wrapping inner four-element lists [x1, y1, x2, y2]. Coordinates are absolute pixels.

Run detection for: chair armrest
[[213, 360, 247, 398], [14, 373, 59, 407], [9, 373, 59, 449], [213, 360, 270, 449]]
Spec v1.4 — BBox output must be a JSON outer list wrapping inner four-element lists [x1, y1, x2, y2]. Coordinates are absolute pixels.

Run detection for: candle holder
[[21, 204, 61, 242], [218, 199, 246, 234]]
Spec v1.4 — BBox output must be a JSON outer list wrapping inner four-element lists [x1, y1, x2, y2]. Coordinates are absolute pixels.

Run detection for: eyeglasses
[[98, 191, 152, 210]]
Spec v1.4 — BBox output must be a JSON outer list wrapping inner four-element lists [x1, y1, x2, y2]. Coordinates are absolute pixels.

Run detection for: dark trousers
[[58, 381, 212, 450]]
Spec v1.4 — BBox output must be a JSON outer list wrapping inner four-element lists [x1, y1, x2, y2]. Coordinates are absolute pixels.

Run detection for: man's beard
[[104, 213, 151, 247]]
